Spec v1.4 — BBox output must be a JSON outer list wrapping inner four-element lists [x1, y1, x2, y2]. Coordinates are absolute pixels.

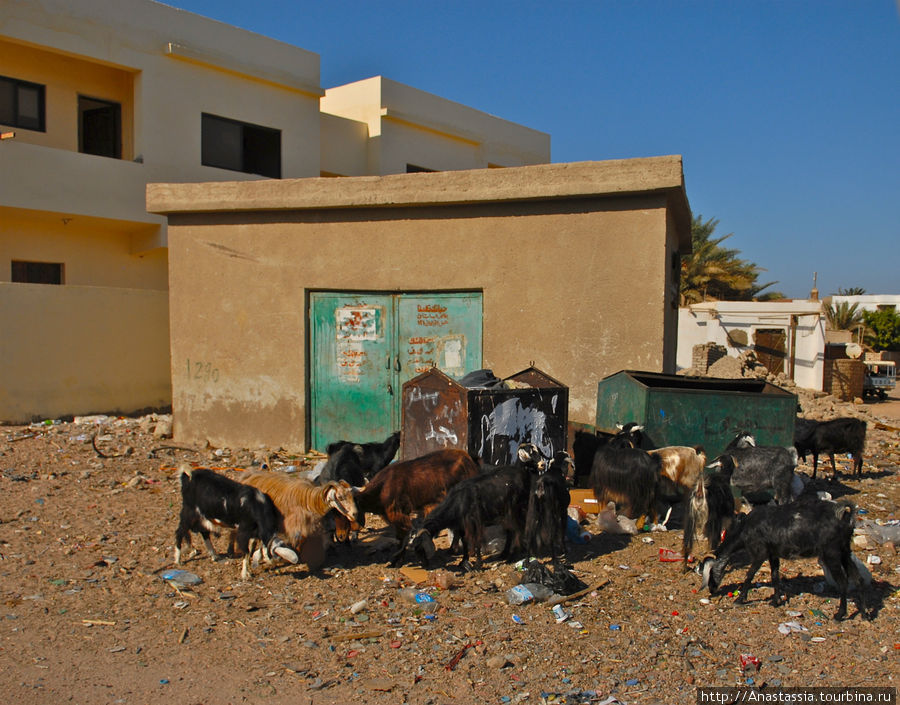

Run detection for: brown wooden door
[[755, 328, 787, 375]]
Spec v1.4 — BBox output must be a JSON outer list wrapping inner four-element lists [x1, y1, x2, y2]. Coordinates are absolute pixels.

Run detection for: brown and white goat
[[240, 472, 358, 568]]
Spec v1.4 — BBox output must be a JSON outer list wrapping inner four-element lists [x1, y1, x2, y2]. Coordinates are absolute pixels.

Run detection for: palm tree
[[837, 287, 866, 296], [680, 215, 782, 304], [825, 300, 864, 332]]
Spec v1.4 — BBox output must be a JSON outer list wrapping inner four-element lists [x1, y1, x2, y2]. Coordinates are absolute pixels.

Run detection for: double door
[[309, 292, 482, 451]]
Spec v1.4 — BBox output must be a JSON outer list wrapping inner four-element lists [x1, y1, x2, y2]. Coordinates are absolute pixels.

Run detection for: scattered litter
[[658, 548, 683, 562], [566, 516, 591, 544], [519, 560, 587, 596], [811, 636, 826, 643], [349, 599, 367, 614], [159, 569, 202, 586], [551, 604, 569, 623], [399, 566, 429, 584], [506, 583, 555, 605], [512, 614, 525, 625], [740, 653, 761, 671], [867, 555, 882, 565], [777, 621, 808, 635]]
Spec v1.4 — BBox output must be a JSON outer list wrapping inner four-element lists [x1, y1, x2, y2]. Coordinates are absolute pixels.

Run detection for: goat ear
[[615, 423, 624, 431], [324, 486, 337, 503], [706, 459, 721, 469], [517, 446, 530, 463], [338, 480, 351, 489]]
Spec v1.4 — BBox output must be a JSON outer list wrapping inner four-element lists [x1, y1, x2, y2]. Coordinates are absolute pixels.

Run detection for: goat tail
[[682, 472, 708, 564]]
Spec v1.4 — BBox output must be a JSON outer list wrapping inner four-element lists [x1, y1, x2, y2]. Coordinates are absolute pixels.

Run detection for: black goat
[[174, 466, 298, 580], [711, 432, 797, 505], [794, 417, 866, 479], [589, 424, 661, 524], [524, 451, 573, 562], [572, 429, 615, 487], [318, 431, 401, 542], [320, 430, 400, 485], [699, 497, 870, 621], [402, 443, 545, 571]]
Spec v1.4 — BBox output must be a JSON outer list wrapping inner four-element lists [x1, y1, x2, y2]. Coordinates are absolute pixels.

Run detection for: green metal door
[[310, 292, 482, 451], [397, 293, 483, 386], [310, 294, 395, 451]]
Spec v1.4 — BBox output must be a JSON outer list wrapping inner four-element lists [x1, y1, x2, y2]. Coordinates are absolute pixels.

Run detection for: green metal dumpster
[[595, 370, 797, 460]]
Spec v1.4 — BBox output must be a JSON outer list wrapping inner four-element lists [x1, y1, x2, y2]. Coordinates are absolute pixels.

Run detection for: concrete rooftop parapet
[[147, 156, 692, 246]]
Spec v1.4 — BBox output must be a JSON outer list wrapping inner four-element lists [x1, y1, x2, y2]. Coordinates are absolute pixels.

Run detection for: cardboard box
[[569, 488, 600, 514]]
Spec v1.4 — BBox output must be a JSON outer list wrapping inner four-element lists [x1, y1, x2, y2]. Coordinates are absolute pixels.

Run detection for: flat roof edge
[[146, 156, 688, 216]]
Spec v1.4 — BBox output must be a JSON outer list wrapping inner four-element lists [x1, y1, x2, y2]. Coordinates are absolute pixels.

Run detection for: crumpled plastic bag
[[519, 559, 588, 595], [596, 502, 638, 535]]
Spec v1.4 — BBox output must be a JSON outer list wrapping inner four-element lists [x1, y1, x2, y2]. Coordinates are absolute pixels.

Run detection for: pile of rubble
[[680, 345, 881, 424]]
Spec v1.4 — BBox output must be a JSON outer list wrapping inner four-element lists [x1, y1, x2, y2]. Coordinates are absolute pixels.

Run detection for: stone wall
[[824, 359, 865, 401], [691, 343, 728, 375]]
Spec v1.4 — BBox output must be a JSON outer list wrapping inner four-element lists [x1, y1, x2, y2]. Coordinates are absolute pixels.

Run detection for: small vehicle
[[863, 360, 896, 401]]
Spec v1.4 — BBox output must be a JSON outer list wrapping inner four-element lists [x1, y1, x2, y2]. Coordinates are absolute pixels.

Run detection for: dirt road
[[0, 397, 897, 705]]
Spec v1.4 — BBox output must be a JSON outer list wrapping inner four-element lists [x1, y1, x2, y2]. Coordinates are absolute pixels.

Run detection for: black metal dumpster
[[401, 366, 568, 465], [595, 370, 796, 460]]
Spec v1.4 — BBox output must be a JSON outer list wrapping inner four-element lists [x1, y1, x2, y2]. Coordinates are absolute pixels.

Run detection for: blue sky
[[164, 0, 899, 298]]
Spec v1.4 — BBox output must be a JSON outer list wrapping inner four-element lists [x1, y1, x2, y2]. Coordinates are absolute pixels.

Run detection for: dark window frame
[[201, 112, 281, 179], [0, 74, 46, 132], [11, 260, 64, 285], [78, 94, 122, 159]]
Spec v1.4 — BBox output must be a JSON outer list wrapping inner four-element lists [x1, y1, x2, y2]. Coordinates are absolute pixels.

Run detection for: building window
[[202, 113, 281, 178], [406, 164, 436, 173], [79, 95, 121, 158], [0, 75, 46, 132], [12, 261, 63, 285]]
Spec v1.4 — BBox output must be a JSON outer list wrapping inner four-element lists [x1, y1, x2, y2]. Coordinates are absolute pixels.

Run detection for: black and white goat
[[174, 466, 298, 580], [681, 461, 736, 567], [794, 417, 866, 479], [699, 496, 870, 621]]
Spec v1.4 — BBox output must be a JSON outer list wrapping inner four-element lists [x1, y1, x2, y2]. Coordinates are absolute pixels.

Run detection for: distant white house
[[678, 300, 826, 391], [829, 294, 900, 313]]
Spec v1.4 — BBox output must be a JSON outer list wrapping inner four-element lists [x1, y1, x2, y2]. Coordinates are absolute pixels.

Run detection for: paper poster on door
[[335, 306, 382, 383]]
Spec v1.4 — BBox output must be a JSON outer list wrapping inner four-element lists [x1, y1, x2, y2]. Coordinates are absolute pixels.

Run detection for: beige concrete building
[[147, 157, 692, 452], [0, 0, 550, 423], [320, 77, 550, 176]]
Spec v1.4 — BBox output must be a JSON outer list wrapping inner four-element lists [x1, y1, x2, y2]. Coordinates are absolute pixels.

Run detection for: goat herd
[[174, 415, 876, 622]]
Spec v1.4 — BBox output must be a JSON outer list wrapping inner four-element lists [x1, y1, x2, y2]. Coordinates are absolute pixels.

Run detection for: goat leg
[[737, 558, 765, 604], [768, 554, 785, 607]]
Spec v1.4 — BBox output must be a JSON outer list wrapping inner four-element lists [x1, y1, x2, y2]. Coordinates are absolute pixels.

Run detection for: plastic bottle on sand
[[505, 582, 555, 605], [398, 587, 438, 613]]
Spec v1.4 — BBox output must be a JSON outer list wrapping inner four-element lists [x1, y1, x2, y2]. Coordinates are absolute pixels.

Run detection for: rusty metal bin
[[401, 366, 568, 465], [595, 370, 796, 461]]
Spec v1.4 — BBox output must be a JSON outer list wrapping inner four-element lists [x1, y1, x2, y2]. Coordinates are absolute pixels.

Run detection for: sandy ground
[[0, 398, 898, 705]]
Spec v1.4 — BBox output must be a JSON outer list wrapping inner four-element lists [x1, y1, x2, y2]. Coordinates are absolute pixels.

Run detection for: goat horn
[[699, 559, 713, 590]]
